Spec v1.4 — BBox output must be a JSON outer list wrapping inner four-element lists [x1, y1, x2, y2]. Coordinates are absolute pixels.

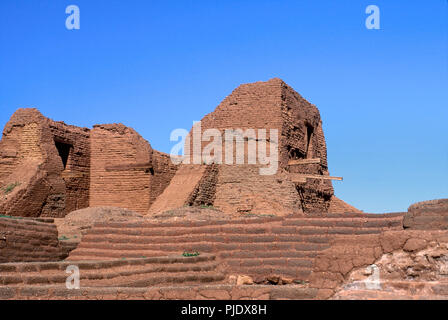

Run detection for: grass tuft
[[182, 251, 200, 257], [2, 182, 20, 195]]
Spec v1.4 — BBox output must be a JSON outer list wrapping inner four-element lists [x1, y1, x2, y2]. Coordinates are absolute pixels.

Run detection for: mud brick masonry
[[0, 78, 358, 218]]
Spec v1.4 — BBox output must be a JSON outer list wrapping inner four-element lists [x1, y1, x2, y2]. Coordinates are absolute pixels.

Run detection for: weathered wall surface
[[309, 229, 448, 299], [0, 216, 63, 263], [0, 284, 320, 300], [1, 78, 354, 218], [279, 80, 333, 213], [212, 165, 302, 215], [0, 108, 90, 218], [47, 121, 90, 215], [149, 150, 178, 207], [174, 78, 335, 216], [403, 199, 448, 230], [1, 110, 177, 217], [187, 164, 218, 207], [89, 124, 152, 214]]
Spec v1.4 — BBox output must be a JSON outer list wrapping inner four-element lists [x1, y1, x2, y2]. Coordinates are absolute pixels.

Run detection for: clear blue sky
[[0, 1, 447, 213]]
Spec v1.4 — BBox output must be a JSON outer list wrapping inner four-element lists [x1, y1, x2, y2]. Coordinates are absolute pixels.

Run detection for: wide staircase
[[0, 253, 224, 288], [68, 213, 404, 283]]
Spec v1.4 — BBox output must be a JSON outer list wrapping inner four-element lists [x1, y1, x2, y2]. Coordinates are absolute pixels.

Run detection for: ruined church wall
[[149, 150, 178, 207], [180, 78, 334, 215], [213, 164, 302, 215], [279, 82, 333, 213], [0, 109, 91, 217], [45, 121, 90, 215], [89, 124, 152, 214], [0, 110, 44, 185]]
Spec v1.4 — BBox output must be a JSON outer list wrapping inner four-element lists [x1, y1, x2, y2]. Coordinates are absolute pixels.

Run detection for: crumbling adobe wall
[[309, 201, 447, 298], [89, 124, 177, 214], [2, 79, 349, 218], [279, 80, 333, 213], [186, 164, 219, 207], [0, 108, 90, 217], [149, 150, 178, 207], [403, 199, 448, 230], [212, 165, 302, 215], [1, 110, 177, 217], [310, 229, 448, 299], [0, 216, 64, 263], [45, 119, 90, 215], [175, 78, 334, 216], [89, 124, 152, 214]]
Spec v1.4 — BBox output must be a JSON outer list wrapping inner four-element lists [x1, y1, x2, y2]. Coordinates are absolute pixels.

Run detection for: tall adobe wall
[[201, 78, 333, 214], [89, 124, 177, 214], [0, 110, 177, 217], [149, 150, 178, 206], [149, 78, 334, 216], [0, 108, 90, 217]]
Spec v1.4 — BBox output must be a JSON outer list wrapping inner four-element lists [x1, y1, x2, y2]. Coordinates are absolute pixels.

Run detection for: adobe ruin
[[1, 78, 446, 300], [0, 78, 357, 218], [0, 109, 177, 217]]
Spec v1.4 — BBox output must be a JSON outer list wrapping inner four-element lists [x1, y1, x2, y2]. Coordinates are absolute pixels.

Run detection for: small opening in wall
[[287, 147, 305, 160], [54, 140, 72, 169], [305, 124, 314, 159]]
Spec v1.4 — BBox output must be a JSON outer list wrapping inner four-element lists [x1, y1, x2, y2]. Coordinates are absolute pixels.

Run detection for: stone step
[[0, 284, 319, 300], [71, 241, 331, 255], [86, 225, 275, 237], [85, 225, 390, 238], [272, 226, 389, 235], [332, 289, 416, 300], [293, 212, 405, 219], [282, 217, 403, 228], [116, 271, 225, 288], [0, 254, 223, 287], [78, 233, 331, 245], [0, 254, 216, 272], [225, 258, 313, 268], [0, 217, 58, 234], [0, 262, 220, 286], [219, 250, 321, 259], [233, 266, 312, 280], [67, 252, 168, 261], [85, 220, 400, 238], [94, 217, 283, 230], [1, 270, 225, 288]]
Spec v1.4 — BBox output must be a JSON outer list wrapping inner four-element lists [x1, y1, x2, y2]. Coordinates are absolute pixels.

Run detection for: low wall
[[0, 284, 318, 300], [0, 216, 63, 263]]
